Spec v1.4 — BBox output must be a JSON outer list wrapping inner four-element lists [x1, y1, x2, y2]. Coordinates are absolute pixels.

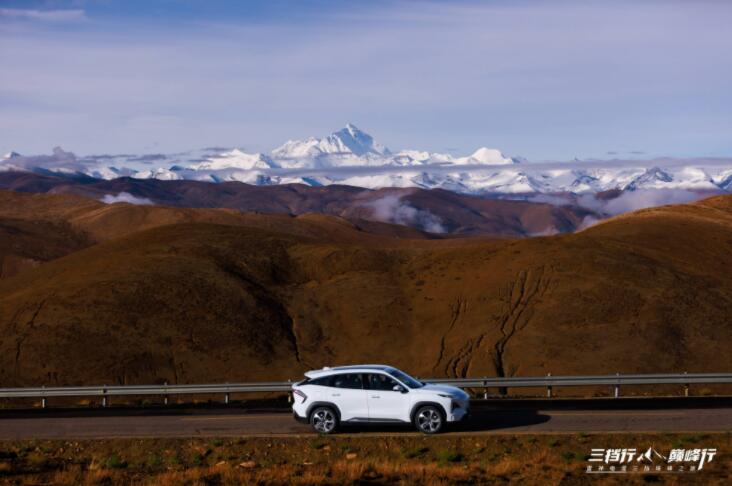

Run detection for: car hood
[[418, 383, 469, 399]]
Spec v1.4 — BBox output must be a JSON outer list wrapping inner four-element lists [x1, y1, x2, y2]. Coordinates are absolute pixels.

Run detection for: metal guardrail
[[0, 382, 291, 408], [428, 372, 732, 398], [1, 373, 730, 408]]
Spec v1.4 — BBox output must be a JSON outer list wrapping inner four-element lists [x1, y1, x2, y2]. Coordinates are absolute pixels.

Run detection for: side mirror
[[393, 385, 407, 393]]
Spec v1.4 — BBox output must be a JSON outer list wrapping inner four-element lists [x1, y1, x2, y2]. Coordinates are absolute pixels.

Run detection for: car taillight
[[293, 389, 308, 403]]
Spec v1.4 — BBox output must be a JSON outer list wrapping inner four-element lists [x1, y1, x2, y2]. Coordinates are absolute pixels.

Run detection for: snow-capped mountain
[[2, 124, 731, 196], [717, 170, 732, 191], [454, 147, 514, 165], [272, 123, 389, 160], [625, 167, 673, 191], [189, 150, 278, 171]]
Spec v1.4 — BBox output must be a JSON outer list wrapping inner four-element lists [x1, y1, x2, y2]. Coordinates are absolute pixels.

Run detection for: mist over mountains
[[0, 172, 594, 237]]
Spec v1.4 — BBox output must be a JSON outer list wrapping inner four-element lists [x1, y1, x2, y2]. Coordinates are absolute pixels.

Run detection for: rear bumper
[[293, 411, 309, 424]]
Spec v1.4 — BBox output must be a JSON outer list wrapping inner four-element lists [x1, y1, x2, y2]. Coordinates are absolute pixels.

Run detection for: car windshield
[[389, 368, 424, 389]]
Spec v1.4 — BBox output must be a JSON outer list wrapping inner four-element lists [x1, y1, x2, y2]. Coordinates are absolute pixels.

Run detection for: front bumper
[[448, 406, 469, 422], [447, 398, 470, 422]]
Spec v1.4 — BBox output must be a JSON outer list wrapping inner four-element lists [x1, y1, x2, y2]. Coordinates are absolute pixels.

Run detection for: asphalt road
[[1, 398, 731, 439]]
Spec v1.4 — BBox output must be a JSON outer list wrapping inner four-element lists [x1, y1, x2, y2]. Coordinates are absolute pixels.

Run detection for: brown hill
[[0, 171, 594, 236], [0, 219, 90, 279], [0, 193, 731, 387], [0, 189, 440, 282]]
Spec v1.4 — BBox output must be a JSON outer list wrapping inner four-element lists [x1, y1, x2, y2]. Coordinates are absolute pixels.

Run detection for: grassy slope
[[0, 433, 729, 485]]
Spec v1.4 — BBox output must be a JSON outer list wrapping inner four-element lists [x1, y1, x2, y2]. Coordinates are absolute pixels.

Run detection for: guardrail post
[[287, 379, 292, 403], [684, 371, 689, 397], [224, 382, 230, 404], [614, 373, 620, 398], [163, 381, 169, 405], [547, 373, 552, 398], [102, 385, 108, 407], [483, 379, 488, 399], [41, 385, 46, 409]]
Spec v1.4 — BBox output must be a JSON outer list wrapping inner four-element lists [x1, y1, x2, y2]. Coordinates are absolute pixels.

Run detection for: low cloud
[[363, 194, 446, 234], [526, 194, 569, 206], [528, 188, 713, 232], [577, 189, 705, 216], [1, 147, 82, 172], [100, 192, 154, 205], [127, 154, 169, 162], [1, 148, 142, 177], [528, 227, 560, 237], [577, 215, 602, 230], [0, 8, 86, 22]]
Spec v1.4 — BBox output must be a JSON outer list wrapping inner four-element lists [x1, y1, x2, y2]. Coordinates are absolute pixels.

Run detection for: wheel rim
[[312, 409, 335, 433], [417, 409, 442, 432]]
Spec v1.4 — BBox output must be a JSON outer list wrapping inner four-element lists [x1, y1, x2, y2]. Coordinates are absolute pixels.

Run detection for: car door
[[365, 373, 410, 421], [329, 373, 368, 421]]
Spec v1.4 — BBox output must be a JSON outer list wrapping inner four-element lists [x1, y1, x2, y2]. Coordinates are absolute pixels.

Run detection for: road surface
[[1, 399, 731, 439]]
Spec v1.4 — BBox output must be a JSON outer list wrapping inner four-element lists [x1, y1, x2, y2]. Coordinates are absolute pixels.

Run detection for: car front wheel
[[414, 405, 444, 434], [309, 406, 338, 434]]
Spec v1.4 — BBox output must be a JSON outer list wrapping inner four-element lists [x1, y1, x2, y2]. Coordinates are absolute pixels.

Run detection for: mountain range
[[0, 172, 594, 237], [4, 124, 731, 195]]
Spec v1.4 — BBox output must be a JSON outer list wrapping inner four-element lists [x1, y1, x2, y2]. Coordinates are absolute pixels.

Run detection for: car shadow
[[451, 409, 550, 432], [338, 409, 550, 434]]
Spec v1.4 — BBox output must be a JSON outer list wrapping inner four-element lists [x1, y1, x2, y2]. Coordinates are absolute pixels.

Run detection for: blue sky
[[1, 0, 731, 160]]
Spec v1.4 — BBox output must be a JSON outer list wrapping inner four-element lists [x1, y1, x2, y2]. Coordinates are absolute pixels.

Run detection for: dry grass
[[0, 433, 730, 485]]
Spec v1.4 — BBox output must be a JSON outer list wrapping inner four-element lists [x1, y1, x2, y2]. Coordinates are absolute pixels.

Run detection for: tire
[[309, 406, 338, 434], [414, 405, 445, 434]]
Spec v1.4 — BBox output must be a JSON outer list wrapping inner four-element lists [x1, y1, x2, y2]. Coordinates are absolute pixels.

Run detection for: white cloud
[[526, 194, 570, 206], [100, 192, 153, 205], [0, 146, 82, 172], [534, 188, 714, 232], [578, 215, 602, 230], [0, 8, 86, 22], [577, 189, 705, 217], [362, 194, 445, 234]]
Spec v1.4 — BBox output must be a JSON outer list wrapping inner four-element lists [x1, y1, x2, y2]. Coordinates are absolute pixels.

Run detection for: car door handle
[[371, 395, 380, 398], [331, 393, 340, 397]]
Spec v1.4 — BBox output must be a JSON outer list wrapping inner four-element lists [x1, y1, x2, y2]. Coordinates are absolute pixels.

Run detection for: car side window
[[308, 376, 333, 387], [366, 373, 400, 391], [332, 373, 363, 389]]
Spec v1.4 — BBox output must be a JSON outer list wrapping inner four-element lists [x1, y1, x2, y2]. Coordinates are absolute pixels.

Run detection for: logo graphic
[[586, 446, 717, 473]]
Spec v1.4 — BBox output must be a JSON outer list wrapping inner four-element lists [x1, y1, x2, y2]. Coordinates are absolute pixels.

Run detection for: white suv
[[292, 364, 469, 434]]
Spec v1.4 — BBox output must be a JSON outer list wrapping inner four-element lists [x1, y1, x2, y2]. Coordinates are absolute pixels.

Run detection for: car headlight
[[437, 393, 454, 398]]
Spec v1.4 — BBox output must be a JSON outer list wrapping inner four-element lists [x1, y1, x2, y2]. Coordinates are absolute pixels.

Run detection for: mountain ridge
[[0, 174, 597, 237]]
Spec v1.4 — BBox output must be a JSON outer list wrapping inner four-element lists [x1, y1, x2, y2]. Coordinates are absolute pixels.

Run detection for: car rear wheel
[[414, 405, 444, 434], [310, 406, 338, 434]]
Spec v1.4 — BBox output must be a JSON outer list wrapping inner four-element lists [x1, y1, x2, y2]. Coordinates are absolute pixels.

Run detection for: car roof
[[304, 364, 395, 379]]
